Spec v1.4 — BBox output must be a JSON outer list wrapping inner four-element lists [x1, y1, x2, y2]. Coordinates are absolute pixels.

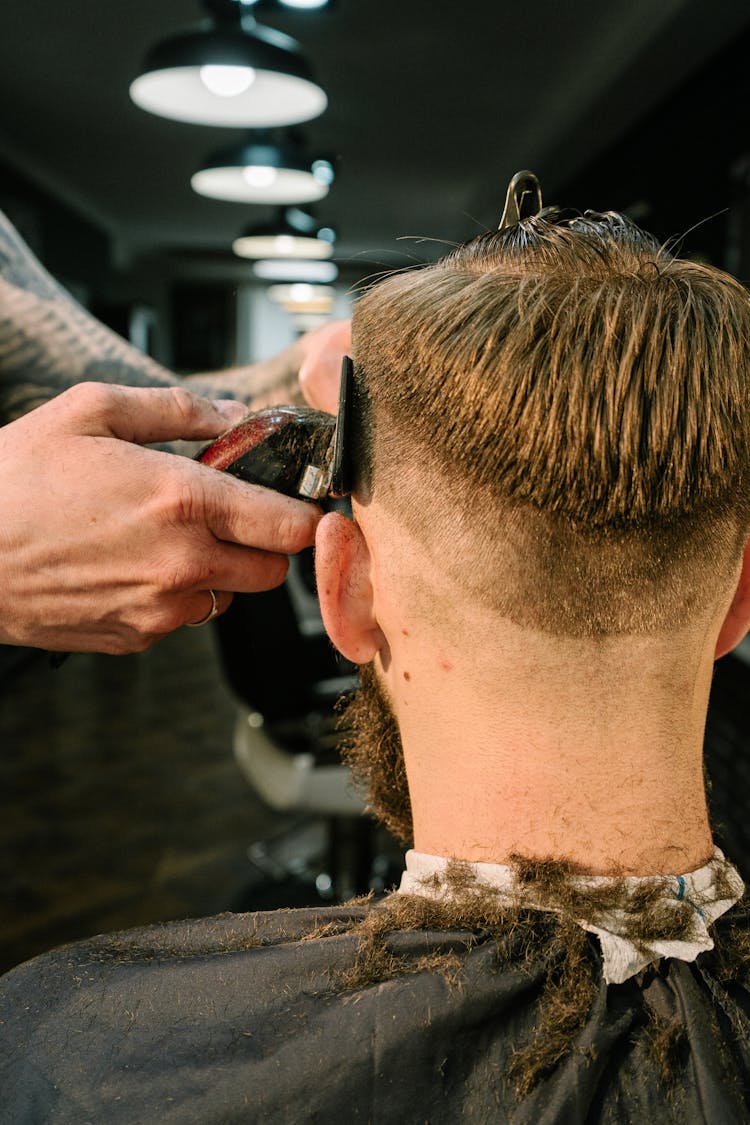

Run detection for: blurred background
[[2, 0, 750, 972]]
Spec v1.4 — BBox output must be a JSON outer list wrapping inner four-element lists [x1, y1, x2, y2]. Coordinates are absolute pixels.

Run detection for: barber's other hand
[[299, 319, 352, 415], [0, 383, 320, 653]]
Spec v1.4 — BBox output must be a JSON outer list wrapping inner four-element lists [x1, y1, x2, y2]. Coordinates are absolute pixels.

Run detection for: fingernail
[[213, 399, 248, 425]]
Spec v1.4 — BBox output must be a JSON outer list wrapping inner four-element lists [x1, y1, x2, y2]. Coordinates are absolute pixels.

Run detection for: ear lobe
[[715, 538, 750, 660], [315, 510, 385, 664]]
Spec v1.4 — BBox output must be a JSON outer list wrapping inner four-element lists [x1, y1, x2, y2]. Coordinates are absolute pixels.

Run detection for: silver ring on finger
[[186, 588, 220, 628]]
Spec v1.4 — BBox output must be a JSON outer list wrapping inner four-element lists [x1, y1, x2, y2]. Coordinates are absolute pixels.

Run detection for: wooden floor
[[1, 633, 748, 975]]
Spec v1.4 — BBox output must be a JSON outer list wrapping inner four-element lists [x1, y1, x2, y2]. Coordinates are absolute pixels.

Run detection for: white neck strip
[[397, 847, 744, 984]]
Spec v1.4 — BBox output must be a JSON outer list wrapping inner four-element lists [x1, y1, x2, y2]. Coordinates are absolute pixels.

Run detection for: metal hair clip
[[498, 170, 543, 229], [197, 355, 354, 501]]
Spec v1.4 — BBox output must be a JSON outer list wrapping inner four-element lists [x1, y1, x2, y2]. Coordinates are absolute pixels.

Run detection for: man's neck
[[384, 627, 717, 876]]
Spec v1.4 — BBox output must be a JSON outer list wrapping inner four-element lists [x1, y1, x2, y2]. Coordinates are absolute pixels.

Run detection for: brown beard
[[336, 663, 414, 846]]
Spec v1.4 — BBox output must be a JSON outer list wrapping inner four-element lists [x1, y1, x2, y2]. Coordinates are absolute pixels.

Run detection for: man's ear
[[715, 538, 750, 659], [315, 510, 385, 664]]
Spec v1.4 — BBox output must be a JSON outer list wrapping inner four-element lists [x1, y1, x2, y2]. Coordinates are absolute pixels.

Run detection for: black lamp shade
[[130, 20, 326, 127], [233, 207, 335, 258], [192, 138, 334, 203]]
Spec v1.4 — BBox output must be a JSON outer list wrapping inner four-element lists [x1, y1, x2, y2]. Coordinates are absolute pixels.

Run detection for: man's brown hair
[[351, 210, 750, 636]]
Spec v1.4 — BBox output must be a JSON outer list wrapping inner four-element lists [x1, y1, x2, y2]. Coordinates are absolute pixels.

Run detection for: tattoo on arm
[[0, 209, 182, 424], [0, 208, 303, 425]]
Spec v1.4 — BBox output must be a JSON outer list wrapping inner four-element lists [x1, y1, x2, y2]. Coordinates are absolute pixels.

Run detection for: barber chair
[[214, 547, 396, 906]]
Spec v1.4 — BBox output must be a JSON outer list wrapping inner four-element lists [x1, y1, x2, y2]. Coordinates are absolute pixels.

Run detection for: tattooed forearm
[[185, 338, 307, 409], [0, 208, 304, 425], [0, 212, 60, 300], [0, 210, 184, 424]]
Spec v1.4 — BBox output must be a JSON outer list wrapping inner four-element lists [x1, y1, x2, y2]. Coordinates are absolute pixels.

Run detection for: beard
[[336, 663, 414, 846]]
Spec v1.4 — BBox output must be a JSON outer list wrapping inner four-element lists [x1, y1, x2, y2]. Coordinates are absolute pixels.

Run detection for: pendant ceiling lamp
[[252, 258, 338, 282], [252, 0, 331, 9], [192, 132, 334, 203], [233, 206, 335, 259], [268, 283, 335, 312], [130, 0, 327, 127], [267, 280, 335, 333]]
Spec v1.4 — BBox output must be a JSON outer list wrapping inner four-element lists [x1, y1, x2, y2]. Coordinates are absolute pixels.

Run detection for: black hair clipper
[[197, 356, 354, 500]]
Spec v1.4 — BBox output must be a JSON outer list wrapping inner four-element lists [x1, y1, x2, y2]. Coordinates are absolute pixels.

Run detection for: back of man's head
[[351, 210, 750, 637]]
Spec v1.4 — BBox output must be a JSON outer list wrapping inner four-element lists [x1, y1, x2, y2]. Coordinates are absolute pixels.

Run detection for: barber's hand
[[0, 383, 320, 653], [298, 319, 352, 415]]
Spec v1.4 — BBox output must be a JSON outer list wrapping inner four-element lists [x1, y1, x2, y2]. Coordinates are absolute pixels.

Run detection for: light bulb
[[199, 65, 256, 98], [242, 166, 278, 188], [311, 159, 334, 185]]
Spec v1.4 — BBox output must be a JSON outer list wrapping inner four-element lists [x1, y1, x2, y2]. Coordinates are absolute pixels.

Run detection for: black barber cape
[[1, 902, 750, 1125]]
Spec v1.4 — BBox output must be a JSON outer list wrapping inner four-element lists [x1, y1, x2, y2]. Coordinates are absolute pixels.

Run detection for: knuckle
[[102, 605, 173, 654], [159, 472, 205, 527], [131, 602, 179, 643], [157, 603, 191, 633], [130, 631, 162, 653], [100, 636, 126, 656], [62, 380, 115, 415], [274, 505, 317, 555], [163, 385, 204, 426], [103, 630, 153, 656], [159, 558, 210, 595]]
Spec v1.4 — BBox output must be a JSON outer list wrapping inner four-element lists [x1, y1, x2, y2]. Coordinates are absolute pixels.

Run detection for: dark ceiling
[[0, 0, 749, 273]]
